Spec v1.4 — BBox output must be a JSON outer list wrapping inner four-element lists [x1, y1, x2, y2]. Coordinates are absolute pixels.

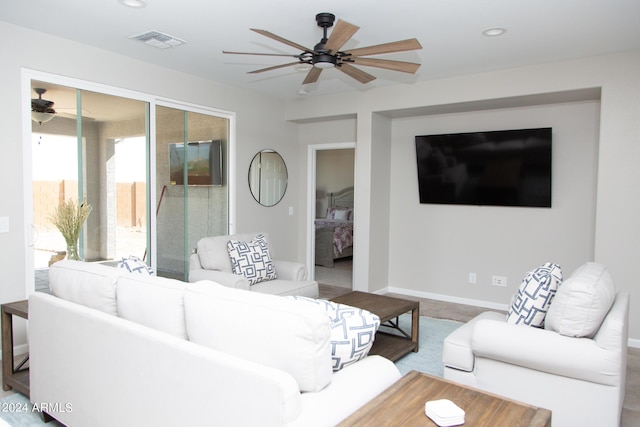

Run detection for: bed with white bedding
[[315, 187, 354, 268]]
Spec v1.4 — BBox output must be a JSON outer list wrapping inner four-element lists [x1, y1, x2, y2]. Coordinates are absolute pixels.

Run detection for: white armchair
[[189, 232, 318, 298], [442, 262, 629, 427]]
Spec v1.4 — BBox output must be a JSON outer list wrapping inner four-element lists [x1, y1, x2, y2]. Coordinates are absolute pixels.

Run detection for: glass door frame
[[155, 100, 236, 280], [21, 69, 236, 296]]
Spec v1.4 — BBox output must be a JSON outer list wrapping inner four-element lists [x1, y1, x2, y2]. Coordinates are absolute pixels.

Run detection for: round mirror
[[248, 150, 288, 206]]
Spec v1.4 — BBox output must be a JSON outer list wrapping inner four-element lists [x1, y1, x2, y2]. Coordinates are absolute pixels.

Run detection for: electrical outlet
[[492, 275, 507, 287], [468, 273, 477, 284]]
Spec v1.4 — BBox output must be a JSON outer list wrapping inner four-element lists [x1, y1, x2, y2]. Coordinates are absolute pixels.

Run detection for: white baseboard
[[384, 286, 509, 312], [381, 286, 640, 349]]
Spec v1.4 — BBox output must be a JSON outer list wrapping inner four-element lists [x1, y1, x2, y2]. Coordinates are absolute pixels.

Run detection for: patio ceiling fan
[[223, 12, 422, 85], [31, 88, 57, 124]]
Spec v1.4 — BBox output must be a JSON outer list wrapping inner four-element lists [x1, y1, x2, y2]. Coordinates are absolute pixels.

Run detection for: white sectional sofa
[[442, 262, 629, 427], [29, 260, 401, 427]]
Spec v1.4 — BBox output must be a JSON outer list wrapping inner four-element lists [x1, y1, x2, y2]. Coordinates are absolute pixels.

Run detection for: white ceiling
[[3, 0, 640, 101]]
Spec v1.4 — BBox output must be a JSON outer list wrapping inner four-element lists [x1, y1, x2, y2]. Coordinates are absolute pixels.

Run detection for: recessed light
[[119, 0, 147, 8], [297, 88, 308, 96], [482, 27, 506, 37]]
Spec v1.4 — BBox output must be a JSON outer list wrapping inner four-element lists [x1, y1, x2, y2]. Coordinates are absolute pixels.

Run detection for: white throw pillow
[[333, 209, 349, 221], [226, 234, 277, 285], [116, 274, 187, 339], [507, 262, 562, 327], [545, 262, 616, 338], [326, 207, 353, 220], [287, 296, 380, 371], [48, 259, 119, 315], [118, 255, 154, 275]]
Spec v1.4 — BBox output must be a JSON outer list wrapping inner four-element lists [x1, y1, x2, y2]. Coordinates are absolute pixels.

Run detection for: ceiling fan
[[31, 88, 57, 124], [223, 12, 422, 85]]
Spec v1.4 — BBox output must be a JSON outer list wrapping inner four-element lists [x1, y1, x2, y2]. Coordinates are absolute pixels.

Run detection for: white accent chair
[[442, 262, 629, 427], [188, 232, 319, 297]]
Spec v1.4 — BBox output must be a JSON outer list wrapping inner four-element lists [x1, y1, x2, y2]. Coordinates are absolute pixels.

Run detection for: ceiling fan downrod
[[313, 13, 338, 68]]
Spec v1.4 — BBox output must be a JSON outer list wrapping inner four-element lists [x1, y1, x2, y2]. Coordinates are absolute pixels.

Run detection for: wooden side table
[[1, 300, 29, 397]]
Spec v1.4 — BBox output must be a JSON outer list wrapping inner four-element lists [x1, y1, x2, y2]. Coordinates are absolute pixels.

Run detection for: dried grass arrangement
[[49, 199, 92, 260]]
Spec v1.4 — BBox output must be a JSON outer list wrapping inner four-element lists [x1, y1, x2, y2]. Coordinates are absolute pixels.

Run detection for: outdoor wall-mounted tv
[[415, 127, 552, 207], [169, 140, 222, 186]]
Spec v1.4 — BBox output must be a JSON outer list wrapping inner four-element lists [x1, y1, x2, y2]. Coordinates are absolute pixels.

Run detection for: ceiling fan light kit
[[31, 111, 56, 125], [224, 12, 422, 87], [313, 53, 337, 69]]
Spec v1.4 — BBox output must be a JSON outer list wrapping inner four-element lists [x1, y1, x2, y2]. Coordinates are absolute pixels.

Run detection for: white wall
[[2, 20, 639, 345], [0, 22, 298, 349], [389, 101, 599, 302], [287, 50, 640, 343]]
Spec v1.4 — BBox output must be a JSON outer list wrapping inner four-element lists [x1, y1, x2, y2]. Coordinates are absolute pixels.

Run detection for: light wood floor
[[320, 283, 640, 427]]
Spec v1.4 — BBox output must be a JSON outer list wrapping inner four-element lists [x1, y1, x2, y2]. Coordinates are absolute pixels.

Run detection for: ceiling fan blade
[[248, 62, 302, 74], [344, 38, 422, 57], [324, 19, 359, 53], [223, 51, 301, 58], [302, 67, 322, 85], [337, 63, 376, 84], [350, 57, 421, 74], [250, 29, 316, 53]]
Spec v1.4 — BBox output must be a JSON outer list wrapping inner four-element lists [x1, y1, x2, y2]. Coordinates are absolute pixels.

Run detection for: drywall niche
[[377, 87, 601, 119]]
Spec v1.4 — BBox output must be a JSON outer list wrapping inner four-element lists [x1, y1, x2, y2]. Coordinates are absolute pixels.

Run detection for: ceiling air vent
[[130, 30, 186, 49]]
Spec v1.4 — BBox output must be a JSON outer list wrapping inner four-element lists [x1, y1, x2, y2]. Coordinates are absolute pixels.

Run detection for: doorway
[[308, 144, 355, 289]]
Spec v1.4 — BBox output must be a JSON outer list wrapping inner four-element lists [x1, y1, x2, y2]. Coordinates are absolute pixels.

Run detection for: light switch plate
[[0, 217, 9, 233]]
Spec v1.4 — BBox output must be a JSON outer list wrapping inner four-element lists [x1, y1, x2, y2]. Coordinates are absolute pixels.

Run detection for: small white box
[[425, 399, 465, 426]]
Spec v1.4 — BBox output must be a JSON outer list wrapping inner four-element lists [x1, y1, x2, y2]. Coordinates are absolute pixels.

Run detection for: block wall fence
[[32, 180, 146, 231]]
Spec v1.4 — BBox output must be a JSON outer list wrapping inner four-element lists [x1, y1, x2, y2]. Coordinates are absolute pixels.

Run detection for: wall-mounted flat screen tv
[[169, 140, 222, 186], [415, 127, 552, 207]]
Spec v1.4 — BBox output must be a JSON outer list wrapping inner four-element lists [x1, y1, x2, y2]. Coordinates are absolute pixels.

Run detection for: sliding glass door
[[28, 76, 230, 287], [30, 81, 149, 290], [155, 106, 229, 280]]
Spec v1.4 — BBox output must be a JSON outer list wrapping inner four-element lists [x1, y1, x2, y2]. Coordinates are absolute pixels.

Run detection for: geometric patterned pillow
[[507, 262, 563, 328], [226, 234, 277, 285], [287, 296, 380, 371], [118, 255, 154, 275]]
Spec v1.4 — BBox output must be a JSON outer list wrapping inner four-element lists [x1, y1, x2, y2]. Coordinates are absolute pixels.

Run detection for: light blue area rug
[[390, 315, 462, 377]]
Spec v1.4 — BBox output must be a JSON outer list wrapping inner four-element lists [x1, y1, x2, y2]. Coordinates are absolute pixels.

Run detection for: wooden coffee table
[[338, 370, 551, 426], [331, 291, 419, 361]]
